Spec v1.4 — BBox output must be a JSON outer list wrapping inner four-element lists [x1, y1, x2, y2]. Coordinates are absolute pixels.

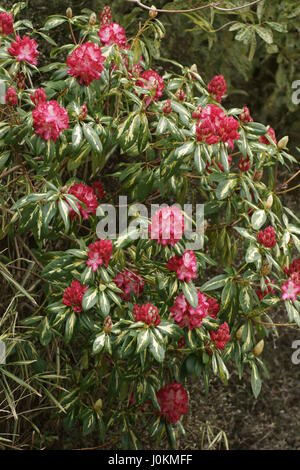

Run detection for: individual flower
[[256, 279, 275, 301], [281, 279, 300, 302], [192, 105, 202, 120], [5, 87, 17, 106], [166, 250, 197, 283], [210, 322, 231, 350], [114, 269, 145, 301], [8, 35, 38, 65], [0, 12, 14, 35], [91, 180, 106, 200], [136, 70, 165, 105], [99, 5, 112, 25], [149, 205, 184, 247], [239, 106, 253, 124], [66, 42, 105, 86], [163, 99, 172, 114], [86, 239, 113, 271], [196, 104, 239, 148], [63, 279, 87, 313], [238, 156, 251, 172], [207, 74, 226, 103], [259, 127, 277, 145], [206, 296, 220, 317], [98, 22, 127, 48], [156, 382, 188, 424], [133, 303, 160, 326], [170, 291, 209, 330], [257, 226, 277, 248], [32, 100, 69, 141], [30, 88, 47, 106], [68, 183, 98, 220]]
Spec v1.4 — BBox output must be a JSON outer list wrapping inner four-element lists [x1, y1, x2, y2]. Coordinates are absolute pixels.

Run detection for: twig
[[125, 0, 262, 14]]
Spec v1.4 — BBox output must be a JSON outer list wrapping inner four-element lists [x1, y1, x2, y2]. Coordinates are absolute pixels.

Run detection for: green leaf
[[136, 328, 151, 353], [82, 288, 98, 311], [220, 145, 229, 174], [245, 245, 261, 264], [216, 179, 237, 200], [83, 124, 103, 153], [58, 199, 70, 232], [194, 145, 205, 174], [251, 209, 266, 230], [93, 333, 106, 354], [175, 141, 195, 158], [239, 286, 253, 313], [72, 123, 83, 150], [156, 116, 168, 135], [43, 16, 67, 30], [234, 227, 256, 241], [251, 362, 262, 398], [65, 312, 77, 343], [39, 317, 52, 346], [82, 410, 96, 436], [255, 25, 273, 44], [99, 291, 110, 316], [149, 333, 165, 363], [201, 274, 229, 292], [182, 282, 198, 308]]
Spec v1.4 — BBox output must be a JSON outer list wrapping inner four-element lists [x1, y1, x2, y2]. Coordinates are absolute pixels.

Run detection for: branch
[[125, 0, 262, 14]]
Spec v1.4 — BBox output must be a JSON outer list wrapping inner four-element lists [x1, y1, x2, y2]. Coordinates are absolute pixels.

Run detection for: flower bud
[[264, 194, 273, 210], [277, 135, 289, 150], [236, 325, 244, 341], [93, 398, 103, 413], [66, 7, 73, 19], [149, 5, 158, 18], [261, 261, 271, 276], [103, 315, 113, 334], [253, 339, 264, 357], [89, 12, 97, 26]]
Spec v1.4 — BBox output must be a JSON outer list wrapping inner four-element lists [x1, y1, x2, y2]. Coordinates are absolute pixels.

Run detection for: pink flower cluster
[[63, 279, 87, 313], [282, 258, 300, 302], [0, 12, 14, 35], [32, 100, 69, 141], [207, 75, 226, 103], [257, 226, 277, 248], [5, 87, 17, 106], [114, 269, 145, 301], [30, 88, 47, 106], [136, 70, 165, 105], [259, 127, 277, 145], [170, 291, 209, 330], [166, 250, 197, 283], [68, 183, 98, 220], [156, 382, 188, 424], [239, 106, 253, 124], [98, 22, 127, 48], [210, 322, 231, 350], [196, 104, 240, 148], [67, 42, 105, 86], [206, 296, 220, 317], [86, 240, 113, 271], [149, 205, 184, 247], [133, 303, 161, 326], [8, 35, 38, 65]]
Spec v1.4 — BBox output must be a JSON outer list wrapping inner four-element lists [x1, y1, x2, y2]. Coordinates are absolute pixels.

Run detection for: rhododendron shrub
[[1, 3, 299, 451]]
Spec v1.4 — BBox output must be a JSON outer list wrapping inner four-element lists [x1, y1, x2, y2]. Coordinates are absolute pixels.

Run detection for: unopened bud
[[89, 12, 97, 26], [253, 339, 264, 357], [66, 7, 72, 19], [93, 398, 103, 413], [261, 261, 271, 276], [149, 5, 158, 18], [176, 89, 185, 102], [264, 194, 273, 210], [253, 169, 263, 181], [103, 315, 113, 334], [190, 64, 198, 74], [277, 135, 289, 150], [236, 325, 244, 341]]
